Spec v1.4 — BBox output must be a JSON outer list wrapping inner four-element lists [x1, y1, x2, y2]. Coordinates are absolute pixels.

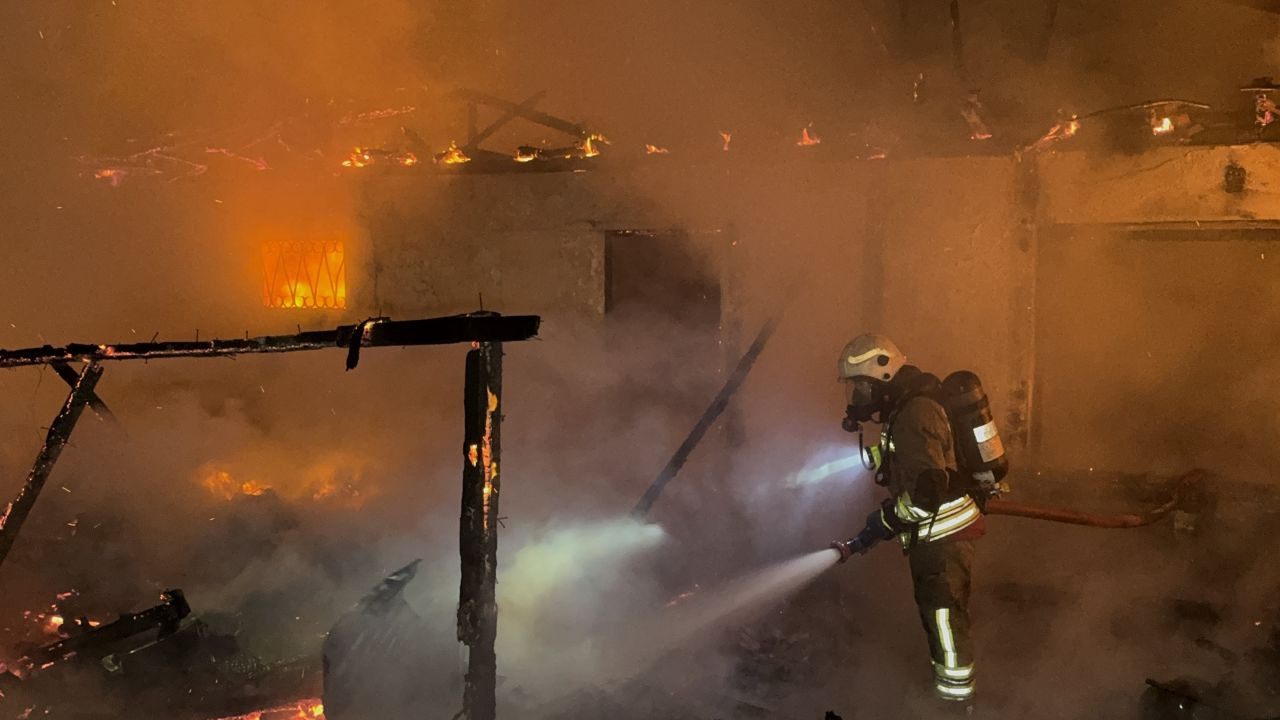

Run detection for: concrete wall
[[356, 142, 1280, 486]]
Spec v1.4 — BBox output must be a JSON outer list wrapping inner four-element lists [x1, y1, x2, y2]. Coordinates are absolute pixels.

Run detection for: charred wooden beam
[[51, 360, 115, 422], [0, 361, 104, 573], [464, 91, 549, 152], [0, 315, 541, 368], [16, 588, 190, 676], [631, 313, 782, 519], [458, 336, 503, 720], [449, 89, 587, 139]]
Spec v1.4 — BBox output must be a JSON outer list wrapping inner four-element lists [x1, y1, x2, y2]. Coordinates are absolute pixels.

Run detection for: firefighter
[[830, 333, 998, 707]]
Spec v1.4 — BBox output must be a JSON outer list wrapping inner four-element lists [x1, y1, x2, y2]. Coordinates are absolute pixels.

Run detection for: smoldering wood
[[50, 360, 116, 421], [458, 340, 503, 720], [631, 313, 782, 519], [450, 88, 588, 140], [16, 588, 190, 676], [0, 361, 104, 573], [0, 314, 541, 368], [464, 90, 550, 151]]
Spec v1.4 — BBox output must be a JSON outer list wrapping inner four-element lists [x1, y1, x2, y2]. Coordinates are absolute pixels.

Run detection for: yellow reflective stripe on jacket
[[893, 494, 980, 545]]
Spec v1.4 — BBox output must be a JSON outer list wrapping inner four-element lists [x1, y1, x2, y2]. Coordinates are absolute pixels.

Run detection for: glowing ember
[[435, 141, 471, 165], [514, 147, 539, 163], [201, 468, 271, 500], [203, 697, 324, 720], [579, 133, 609, 158], [720, 131, 732, 151], [1029, 113, 1081, 151], [1151, 116, 1175, 135], [93, 168, 126, 187], [644, 144, 670, 154], [797, 126, 821, 146], [398, 152, 419, 167], [341, 147, 374, 168]]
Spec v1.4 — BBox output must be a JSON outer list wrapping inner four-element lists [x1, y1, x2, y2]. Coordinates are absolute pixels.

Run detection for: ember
[[720, 131, 732, 151], [204, 698, 325, 720], [644, 143, 670, 154], [579, 132, 609, 158], [797, 125, 821, 146], [435, 140, 471, 164]]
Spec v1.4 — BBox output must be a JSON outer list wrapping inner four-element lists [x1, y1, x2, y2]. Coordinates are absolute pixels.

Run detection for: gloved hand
[[830, 507, 896, 563], [972, 470, 1000, 498]]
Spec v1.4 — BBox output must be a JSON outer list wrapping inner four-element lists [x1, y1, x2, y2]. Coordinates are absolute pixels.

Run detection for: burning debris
[[644, 143, 670, 154], [340, 146, 418, 169], [434, 141, 472, 165], [796, 125, 822, 147]]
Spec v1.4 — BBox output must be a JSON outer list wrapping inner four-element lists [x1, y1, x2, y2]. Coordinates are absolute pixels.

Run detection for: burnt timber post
[[0, 361, 104, 572], [458, 336, 503, 720]]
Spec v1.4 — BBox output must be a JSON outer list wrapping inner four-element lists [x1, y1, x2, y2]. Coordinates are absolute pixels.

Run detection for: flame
[[201, 468, 270, 500], [341, 147, 374, 168], [261, 240, 347, 310], [93, 168, 126, 187], [435, 141, 471, 165], [720, 131, 732, 151], [1029, 114, 1081, 151], [42, 615, 63, 635], [580, 133, 609, 158], [1151, 116, 1174, 135], [514, 147, 539, 163], [644, 144, 670, 154], [797, 126, 821, 146], [398, 152, 418, 167], [203, 698, 324, 720]]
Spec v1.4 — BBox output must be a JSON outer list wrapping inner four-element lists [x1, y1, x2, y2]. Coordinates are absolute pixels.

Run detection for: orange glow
[[398, 152, 419, 166], [436, 141, 471, 165], [340, 147, 373, 168], [644, 144, 670, 154], [43, 615, 64, 635], [797, 126, 821, 146], [261, 240, 347, 310], [579, 133, 609, 159], [1151, 116, 1174, 135], [514, 147, 539, 163], [204, 697, 324, 720], [202, 468, 271, 500], [720, 131, 732, 151]]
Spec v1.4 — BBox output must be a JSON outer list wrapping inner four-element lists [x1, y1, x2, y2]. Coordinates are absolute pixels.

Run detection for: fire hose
[[982, 497, 1177, 528]]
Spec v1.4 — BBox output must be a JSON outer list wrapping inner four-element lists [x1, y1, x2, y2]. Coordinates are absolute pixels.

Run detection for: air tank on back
[[939, 370, 1009, 481]]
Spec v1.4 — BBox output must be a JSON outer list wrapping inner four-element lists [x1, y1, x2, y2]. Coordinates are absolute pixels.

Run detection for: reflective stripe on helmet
[[846, 347, 891, 367]]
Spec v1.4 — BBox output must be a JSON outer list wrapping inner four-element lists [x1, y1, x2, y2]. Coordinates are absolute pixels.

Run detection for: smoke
[[1, 1, 1279, 718]]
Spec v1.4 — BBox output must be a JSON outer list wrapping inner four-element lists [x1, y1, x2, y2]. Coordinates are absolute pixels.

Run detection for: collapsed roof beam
[[0, 315, 541, 369]]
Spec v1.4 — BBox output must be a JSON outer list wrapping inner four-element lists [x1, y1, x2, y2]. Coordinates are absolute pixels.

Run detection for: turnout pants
[[907, 538, 975, 702]]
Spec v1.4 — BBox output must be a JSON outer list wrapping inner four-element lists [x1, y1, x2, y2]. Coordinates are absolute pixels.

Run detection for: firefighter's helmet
[[837, 334, 905, 382]]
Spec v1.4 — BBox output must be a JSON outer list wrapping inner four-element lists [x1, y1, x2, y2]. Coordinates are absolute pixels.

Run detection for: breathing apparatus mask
[[841, 377, 891, 432], [841, 377, 894, 473]]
